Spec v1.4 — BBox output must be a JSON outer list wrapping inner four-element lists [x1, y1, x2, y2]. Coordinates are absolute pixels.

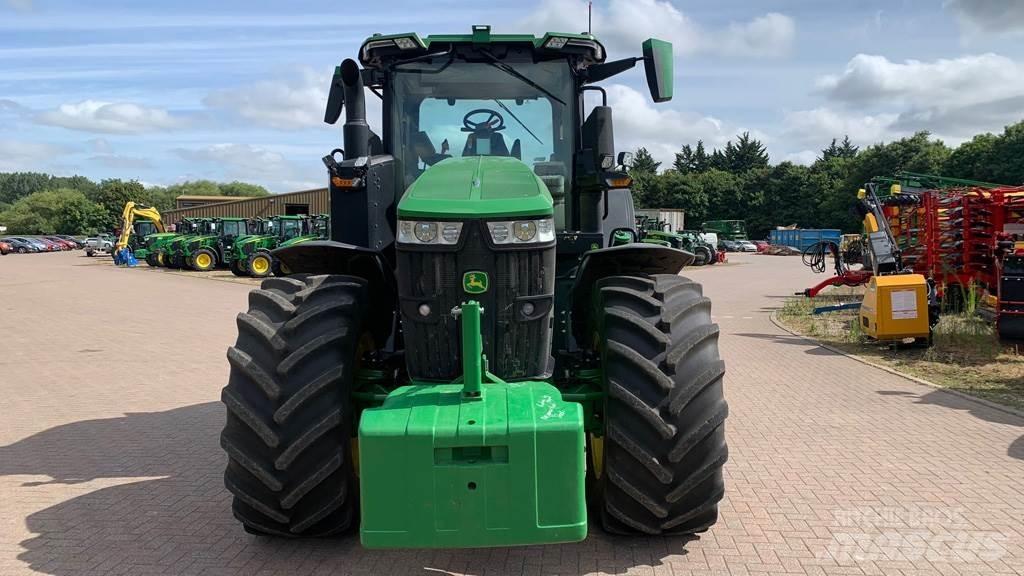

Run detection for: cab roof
[[358, 26, 606, 68]]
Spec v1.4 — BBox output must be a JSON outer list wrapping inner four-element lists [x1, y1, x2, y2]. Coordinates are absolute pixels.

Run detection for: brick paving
[[1, 250, 1021, 576]]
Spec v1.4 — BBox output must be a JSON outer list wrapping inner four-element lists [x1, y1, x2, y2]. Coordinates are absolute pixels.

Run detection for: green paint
[[358, 381, 586, 548], [398, 157, 553, 219], [642, 38, 673, 103], [358, 299, 586, 548], [463, 271, 489, 294]]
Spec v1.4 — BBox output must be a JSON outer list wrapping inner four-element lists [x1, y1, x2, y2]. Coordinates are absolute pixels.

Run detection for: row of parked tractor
[[634, 217, 758, 265], [0, 235, 84, 254], [114, 212, 330, 278]]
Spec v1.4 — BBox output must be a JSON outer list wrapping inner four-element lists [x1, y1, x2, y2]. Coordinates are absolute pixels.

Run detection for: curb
[[769, 311, 1024, 421]]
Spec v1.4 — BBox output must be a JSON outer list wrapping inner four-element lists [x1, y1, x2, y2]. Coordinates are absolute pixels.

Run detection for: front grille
[[397, 222, 555, 381]]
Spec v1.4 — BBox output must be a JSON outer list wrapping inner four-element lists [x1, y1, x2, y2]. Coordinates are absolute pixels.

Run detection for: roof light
[[545, 36, 569, 49], [394, 36, 419, 50]]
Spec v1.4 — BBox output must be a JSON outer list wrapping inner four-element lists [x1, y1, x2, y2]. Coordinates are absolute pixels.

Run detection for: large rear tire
[[230, 259, 248, 277], [191, 248, 217, 272], [593, 274, 728, 536], [221, 274, 367, 536], [693, 246, 712, 266], [248, 251, 273, 278]]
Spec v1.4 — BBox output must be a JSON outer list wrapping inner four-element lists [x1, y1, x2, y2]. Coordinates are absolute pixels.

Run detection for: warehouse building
[[161, 188, 329, 228]]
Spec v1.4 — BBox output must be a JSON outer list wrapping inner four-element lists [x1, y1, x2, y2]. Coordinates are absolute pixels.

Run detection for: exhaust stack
[[340, 59, 370, 159]]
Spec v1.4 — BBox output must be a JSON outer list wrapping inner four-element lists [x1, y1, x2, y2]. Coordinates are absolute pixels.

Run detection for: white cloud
[[0, 98, 27, 115], [521, 0, 794, 59], [172, 143, 319, 191], [204, 67, 329, 130], [204, 66, 383, 134], [817, 53, 1024, 109], [35, 100, 186, 134], [947, 0, 1024, 36], [807, 53, 1024, 142], [602, 84, 741, 167], [782, 150, 817, 166], [0, 140, 67, 172], [783, 107, 899, 147], [88, 154, 152, 170]]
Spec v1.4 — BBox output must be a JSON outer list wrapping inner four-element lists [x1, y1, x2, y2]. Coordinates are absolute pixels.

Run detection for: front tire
[[230, 259, 248, 277], [248, 251, 273, 278], [693, 246, 712, 266], [593, 274, 728, 536], [192, 248, 217, 272], [221, 274, 367, 536]]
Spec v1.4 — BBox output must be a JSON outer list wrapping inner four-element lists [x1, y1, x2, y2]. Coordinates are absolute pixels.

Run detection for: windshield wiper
[[480, 51, 566, 106], [492, 99, 544, 145]]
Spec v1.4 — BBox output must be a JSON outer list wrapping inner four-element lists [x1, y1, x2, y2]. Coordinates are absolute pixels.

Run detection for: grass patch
[[777, 289, 1024, 410]]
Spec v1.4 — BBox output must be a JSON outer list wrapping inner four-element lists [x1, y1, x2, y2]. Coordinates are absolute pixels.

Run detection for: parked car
[[1, 237, 41, 253], [736, 240, 758, 252], [6, 237, 51, 252], [0, 240, 10, 255], [43, 236, 76, 250], [753, 240, 769, 252], [719, 240, 740, 252], [55, 235, 85, 249], [34, 237, 62, 252], [84, 236, 114, 256]]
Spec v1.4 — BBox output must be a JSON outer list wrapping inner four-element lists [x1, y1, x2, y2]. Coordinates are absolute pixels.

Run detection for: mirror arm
[[582, 57, 643, 84]]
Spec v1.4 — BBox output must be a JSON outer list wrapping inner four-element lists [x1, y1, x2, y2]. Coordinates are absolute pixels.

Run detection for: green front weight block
[[358, 301, 587, 548]]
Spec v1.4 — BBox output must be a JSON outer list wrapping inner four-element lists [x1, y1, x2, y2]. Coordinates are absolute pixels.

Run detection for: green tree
[[0, 188, 107, 234], [164, 180, 222, 198], [218, 181, 270, 197], [724, 132, 770, 172], [93, 179, 147, 229], [630, 147, 661, 174]]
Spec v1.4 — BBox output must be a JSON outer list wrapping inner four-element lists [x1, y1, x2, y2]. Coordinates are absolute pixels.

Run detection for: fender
[[272, 241, 398, 345], [570, 243, 694, 344]]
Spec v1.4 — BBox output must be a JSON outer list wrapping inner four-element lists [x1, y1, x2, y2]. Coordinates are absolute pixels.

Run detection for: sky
[[2, 0, 1024, 191]]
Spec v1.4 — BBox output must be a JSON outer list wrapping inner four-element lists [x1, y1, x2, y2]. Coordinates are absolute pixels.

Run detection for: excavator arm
[[115, 202, 165, 251], [855, 184, 902, 276]]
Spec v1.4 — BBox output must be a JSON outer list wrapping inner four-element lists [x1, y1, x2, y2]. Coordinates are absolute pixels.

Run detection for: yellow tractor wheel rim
[[157, 252, 165, 265], [195, 253, 212, 269], [252, 256, 270, 274]]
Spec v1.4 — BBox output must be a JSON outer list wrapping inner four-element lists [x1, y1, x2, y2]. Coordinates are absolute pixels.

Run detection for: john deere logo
[[463, 271, 488, 294]]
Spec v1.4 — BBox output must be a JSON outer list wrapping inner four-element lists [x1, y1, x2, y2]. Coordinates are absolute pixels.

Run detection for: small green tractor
[[269, 214, 331, 275], [160, 218, 212, 269], [146, 218, 201, 267], [220, 26, 727, 548], [228, 215, 309, 278], [636, 216, 715, 265], [179, 217, 253, 272]]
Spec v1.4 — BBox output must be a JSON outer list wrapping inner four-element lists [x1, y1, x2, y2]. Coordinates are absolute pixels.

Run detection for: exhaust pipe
[[340, 59, 370, 159]]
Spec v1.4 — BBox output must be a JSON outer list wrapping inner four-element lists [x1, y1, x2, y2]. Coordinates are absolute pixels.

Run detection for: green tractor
[[160, 218, 212, 269], [636, 216, 715, 265], [180, 217, 253, 272], [219, 27, 727, 548], [228, 215, 307, 278], [270, 214, 331, 275], [146, 218, 201, 267]]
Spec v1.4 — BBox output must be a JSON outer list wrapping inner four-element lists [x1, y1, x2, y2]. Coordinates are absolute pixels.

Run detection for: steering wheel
[[462, 108, 505, 132]]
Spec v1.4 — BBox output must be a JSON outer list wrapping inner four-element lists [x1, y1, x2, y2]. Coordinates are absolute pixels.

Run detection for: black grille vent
[[397, 222, 555, 381]]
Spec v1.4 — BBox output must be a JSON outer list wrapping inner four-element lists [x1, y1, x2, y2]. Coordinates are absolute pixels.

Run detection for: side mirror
[[641, 38, 673, 103], [324, 66, 345, 125]]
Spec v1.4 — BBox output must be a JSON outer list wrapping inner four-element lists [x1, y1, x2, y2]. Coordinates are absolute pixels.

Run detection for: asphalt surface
[[1, 250, 1021, 575]]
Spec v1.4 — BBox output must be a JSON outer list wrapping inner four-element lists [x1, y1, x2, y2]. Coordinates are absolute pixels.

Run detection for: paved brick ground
[[1, 251, 1022, 576]]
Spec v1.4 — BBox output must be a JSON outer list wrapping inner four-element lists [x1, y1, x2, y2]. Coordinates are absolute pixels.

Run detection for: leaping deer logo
[[463, 272, 488, 294]]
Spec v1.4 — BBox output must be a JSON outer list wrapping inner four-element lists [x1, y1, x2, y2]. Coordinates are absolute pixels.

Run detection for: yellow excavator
[[113, 201, 165, 266], [855, 184, 935, 345]]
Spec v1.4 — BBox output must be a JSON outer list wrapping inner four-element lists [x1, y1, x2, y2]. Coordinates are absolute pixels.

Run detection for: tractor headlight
[[397, 220, 463, 245], [487, 218, 555, 245]]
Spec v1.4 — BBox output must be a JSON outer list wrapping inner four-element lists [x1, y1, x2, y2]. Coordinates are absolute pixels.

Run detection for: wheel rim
[[589, 434, 604, 479], [252, 256, 270, 274], [196, 253, 212, 269]]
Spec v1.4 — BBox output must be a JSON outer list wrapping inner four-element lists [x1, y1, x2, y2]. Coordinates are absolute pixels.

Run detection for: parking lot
[[1, 251, 1022, 575]]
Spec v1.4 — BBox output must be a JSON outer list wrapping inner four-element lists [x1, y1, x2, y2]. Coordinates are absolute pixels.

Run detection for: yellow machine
[[855, 186, 933, 344], [114, 201, 164, 253]]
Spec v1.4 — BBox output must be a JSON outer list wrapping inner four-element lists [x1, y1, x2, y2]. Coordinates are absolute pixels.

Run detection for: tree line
[[629, 120, 1024, 239], [0, 175, 269, 235]]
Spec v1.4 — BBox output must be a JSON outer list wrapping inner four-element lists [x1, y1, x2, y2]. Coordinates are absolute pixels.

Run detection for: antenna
[[588, 1, 592, 34]]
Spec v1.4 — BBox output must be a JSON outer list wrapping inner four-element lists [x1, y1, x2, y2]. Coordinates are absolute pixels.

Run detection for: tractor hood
[[398, 156, 553, 219]]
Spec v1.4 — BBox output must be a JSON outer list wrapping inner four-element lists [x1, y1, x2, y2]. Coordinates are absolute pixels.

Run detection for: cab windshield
[[221, 220, 244, 237], [390, 58, 574, 200], [279, 219, 302, 238]]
